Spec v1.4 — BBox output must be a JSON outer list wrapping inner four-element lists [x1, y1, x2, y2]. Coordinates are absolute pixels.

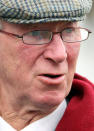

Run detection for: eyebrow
[[64, 22, 77, 26]]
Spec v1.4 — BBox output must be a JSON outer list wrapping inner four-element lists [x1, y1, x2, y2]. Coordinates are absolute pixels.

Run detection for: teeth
[[44, 74, 61, 78]]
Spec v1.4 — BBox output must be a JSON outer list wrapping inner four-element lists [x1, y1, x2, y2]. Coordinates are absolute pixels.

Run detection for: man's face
[[0, 21, 80, 114]]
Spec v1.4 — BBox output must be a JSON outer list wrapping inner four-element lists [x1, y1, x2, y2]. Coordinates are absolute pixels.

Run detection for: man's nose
[[43, 34, 67, 63]]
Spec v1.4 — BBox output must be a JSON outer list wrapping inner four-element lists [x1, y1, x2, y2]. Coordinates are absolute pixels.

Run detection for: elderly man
[[0, 0, 93, 131]]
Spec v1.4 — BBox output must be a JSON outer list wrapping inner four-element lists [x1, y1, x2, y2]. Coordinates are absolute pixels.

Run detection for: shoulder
[[73, 73, 94, 88], [56, 73, 94, 131]]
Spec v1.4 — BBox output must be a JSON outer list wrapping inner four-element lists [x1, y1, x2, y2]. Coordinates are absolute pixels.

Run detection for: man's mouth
[[43, 74, 62, 79], [38, 73, 65, 85]]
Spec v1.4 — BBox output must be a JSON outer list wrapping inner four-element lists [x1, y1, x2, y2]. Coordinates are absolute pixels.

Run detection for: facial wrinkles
[[0, 21, 79, 89], [0, 21, 80, 115], [16, 22, 78, 78]]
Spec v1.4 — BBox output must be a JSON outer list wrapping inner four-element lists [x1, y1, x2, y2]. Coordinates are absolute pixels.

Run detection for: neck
[[0, 109, 52, 130], [0, 99, 56, 130]]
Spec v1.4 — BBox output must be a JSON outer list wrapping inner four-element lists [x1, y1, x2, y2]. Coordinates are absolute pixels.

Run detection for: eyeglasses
[[0, 27, 91, 45]]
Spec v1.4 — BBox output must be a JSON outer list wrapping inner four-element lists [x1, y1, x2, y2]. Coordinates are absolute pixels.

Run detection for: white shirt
[[0, 99, 67, 131]]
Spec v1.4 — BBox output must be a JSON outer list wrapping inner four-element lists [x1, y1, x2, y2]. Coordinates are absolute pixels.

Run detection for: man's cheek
[[66, 44, 80, 62], [17, 45, 40, 66]]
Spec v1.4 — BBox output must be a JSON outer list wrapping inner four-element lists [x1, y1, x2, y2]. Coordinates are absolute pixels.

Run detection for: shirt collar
[[0, 99, 67, 131]]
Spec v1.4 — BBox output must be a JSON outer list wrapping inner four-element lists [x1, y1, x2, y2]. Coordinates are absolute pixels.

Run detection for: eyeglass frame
[[0, 27, 92, 45]]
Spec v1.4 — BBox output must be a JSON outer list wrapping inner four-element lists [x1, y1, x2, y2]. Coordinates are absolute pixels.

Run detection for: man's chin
[[34, 93, 65, 113]]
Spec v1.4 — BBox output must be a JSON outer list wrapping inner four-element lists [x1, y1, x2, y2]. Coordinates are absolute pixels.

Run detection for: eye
[[29, 31, 50, 40], [62, 28, 75, 37], [65, 28, 74, 33], [31, 31, 39, 36]]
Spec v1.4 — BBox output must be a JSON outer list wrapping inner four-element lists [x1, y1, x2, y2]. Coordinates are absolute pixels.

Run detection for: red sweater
[[56, 74, 94, 131]]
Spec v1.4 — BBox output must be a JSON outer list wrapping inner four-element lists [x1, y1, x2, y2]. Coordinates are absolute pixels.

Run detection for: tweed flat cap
[[0, 0, 93, 24]]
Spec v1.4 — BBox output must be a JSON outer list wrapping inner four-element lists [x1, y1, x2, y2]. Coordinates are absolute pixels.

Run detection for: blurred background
[[76, 2, 94, 82]]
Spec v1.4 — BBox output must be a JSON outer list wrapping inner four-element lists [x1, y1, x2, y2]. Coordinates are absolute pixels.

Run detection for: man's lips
[[37, 73, 65, 85]]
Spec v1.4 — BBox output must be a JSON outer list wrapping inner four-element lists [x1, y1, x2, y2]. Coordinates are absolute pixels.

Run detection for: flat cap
[[0, 0, 93, 24]]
